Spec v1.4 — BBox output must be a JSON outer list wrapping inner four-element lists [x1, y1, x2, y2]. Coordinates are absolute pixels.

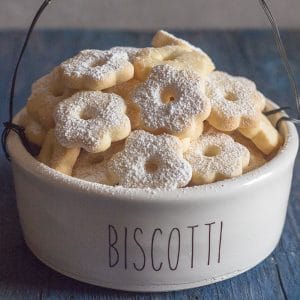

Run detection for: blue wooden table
[[0, 30, 299, 299]]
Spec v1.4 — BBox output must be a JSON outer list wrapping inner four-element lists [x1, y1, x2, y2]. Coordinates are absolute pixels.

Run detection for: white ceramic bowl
[[7, 101, 299, 292]]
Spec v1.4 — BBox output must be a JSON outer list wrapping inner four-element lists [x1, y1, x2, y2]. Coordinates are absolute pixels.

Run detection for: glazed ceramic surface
[[7, 101, 299, 292]]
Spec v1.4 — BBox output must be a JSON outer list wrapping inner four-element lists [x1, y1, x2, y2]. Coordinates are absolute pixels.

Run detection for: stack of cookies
[[21, 30, 283, 189]]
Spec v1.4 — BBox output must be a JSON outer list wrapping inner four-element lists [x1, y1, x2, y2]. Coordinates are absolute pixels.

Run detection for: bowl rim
[[7, 99, 299, 202]]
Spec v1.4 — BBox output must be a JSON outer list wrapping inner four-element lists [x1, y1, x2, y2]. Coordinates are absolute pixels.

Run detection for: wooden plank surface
[[0, 30, 299, 300]]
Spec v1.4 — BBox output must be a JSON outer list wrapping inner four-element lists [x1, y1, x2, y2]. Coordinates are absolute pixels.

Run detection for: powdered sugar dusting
[[132, 64, 210, 133], [235, 75, 256, 90], [27, 118, 44, 135], [108, 130, 192, 189], [110, 46, 139, 62], [185, 132, 250, 183], [27, 68, 74, 129], [152, 30, 207, 56], [229, 131, 266, 173], [206, 71, 261, 118], [9, 101, 293, 196], [54, 91, 130, 152], [73, 160, 112, 185], [72, 142, 124, 184], [60, 49, 131, 82]]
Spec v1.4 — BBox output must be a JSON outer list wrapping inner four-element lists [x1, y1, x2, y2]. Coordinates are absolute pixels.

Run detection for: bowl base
[[25, 237, 267, 292]]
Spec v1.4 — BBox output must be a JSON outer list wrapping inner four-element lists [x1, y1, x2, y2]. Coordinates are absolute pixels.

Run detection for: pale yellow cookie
[[108, 130, 192, 189], [59, 49, 134, 90], [18, 109, 46, 146], [151, 29, 214, 66], [72, 141, 124, 185], [131, 64, 210, 139], [27, 67, 75, 129], [201, 122, 266, 173], [25, 118, 47, 146], [104, 78, 141, 129], [152, 30, 197, 50], [133, 45, 215, 81], [110, 46, 139, 63], [229, 131, 266, 173], [38, 129, 80, 176], [73, 159, 113, 185], [239, 113, 283, 155], [54, 91, 131, 153], [184, 132, 250, 184], [206, 71, 266, 131]]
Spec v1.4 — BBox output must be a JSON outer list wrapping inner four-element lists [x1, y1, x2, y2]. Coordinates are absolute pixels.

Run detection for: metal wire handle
[[1, 0, 299, 161], [259, 0, 300, 128], [1, 0, 53, 160]]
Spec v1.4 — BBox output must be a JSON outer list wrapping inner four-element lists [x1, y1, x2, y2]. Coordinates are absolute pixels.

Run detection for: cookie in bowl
[[7, 30, 298, 292], [20, 32, 283, 189]]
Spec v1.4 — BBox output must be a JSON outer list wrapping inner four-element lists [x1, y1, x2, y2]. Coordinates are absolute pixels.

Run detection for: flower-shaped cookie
[[206, 71, 266, 131], [104, 78, 141, 129], [19, 109, 47, 146], [108, 130, 192, 189], [110, 46, 139, 62], [239, 113, 283, 155], [73, 141, 124, 185], [27, 67, 74, 129], [38, 129, 80, 176], [184, 132, 250, 184], [151, 29, 213, 59], [54, 91, 131, 152], [133, 45, 215, 80], [131, 64, 211, 139], [59, 49, 134, 90], [229, 131, 266, 173]]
